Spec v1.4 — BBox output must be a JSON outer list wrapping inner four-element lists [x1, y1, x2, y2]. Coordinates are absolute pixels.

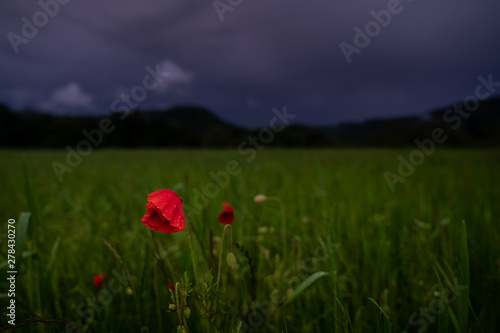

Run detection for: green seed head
[[226, 252, 238, 270], [183, 307, 191, 319]]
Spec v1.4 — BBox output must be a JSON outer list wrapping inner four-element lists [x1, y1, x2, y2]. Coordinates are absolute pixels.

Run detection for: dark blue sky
[[1, 0, 500, 128]]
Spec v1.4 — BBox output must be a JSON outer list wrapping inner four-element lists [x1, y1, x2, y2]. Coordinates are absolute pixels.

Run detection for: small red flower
[[93, 273, 106, 289], [141, 189, 185, 233], [218, 201, 235, 225], [169, 282, 175, 293]]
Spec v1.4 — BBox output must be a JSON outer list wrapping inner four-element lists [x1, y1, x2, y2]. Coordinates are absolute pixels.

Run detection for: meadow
[[0, 149, 499, 332]]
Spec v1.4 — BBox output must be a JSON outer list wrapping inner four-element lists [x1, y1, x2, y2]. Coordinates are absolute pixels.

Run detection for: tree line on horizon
[[0, 97, 499, 148]]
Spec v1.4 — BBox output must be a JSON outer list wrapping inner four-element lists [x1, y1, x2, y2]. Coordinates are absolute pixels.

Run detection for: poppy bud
[[183, 307, 191, 319], [93, 273, 106, 289], [218, 202, 235, 225], [226, 252, 238, 270], [254, 194, 267, 203]]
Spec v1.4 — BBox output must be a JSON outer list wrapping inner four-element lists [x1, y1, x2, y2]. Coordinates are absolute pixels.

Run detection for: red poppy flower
[[141, 189, 185, 233], [169, 282, 175, 293], [93, 273, 106, 289], [218, 201, 235, 225]]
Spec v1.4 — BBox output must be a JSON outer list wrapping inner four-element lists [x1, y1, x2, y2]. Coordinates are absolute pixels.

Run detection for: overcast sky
[[1, 0, 499, 128]]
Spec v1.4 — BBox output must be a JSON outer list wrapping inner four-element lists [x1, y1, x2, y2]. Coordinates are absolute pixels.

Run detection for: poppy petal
[[148, 189, 185, 228], [218, 202, 235, 225], [141, 189, 186, 234], [141, 203, 163, 228]]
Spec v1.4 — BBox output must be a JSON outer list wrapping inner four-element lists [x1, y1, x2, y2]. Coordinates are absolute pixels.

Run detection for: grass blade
[[457, 220, 470, 331], [368, 297, 392, 333], [16, 212, 31, 261], [434, 267, 450, 333], [45, 237, 61, 275], [447, 306, 462, 333], [284, 271, 329, 305], [22, 159, 44, 242], [335, 297, 353, 333]]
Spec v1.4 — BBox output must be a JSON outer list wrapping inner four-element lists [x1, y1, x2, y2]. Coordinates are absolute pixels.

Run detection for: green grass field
[[1, 149, 499, 332]]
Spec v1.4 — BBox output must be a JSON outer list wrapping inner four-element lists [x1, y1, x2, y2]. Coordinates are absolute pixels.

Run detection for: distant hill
[[318, 96, 500, 147], [0, 105, 249, 148], [0, 97, 499, 147]]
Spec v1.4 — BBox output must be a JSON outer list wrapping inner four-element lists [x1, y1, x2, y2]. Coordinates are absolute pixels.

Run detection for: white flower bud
[[254, 194, 267, 203]]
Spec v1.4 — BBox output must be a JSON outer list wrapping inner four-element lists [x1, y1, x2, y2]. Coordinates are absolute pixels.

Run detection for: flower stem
[[150, 230, 170, 286], [278, 198, 287, 261], [216, 224, 232, 290], [267, 196, 287, 261], [186, 220, 199, 285], [175, 282, 184, 327], [228, 224, 233, 252]]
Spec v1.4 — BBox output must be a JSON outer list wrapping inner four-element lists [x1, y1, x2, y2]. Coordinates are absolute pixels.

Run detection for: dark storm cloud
[[1, 0, 500, 127]]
